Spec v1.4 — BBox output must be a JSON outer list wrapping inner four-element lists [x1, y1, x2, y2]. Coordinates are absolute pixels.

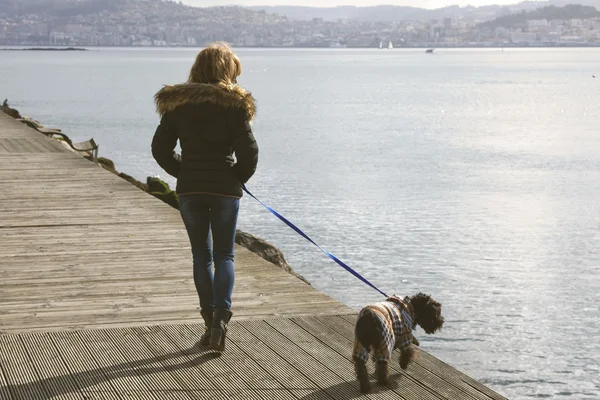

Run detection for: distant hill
[[0, 0, 271, 20], [539, 0, 600, 7], [248, 4, 504, 22], [481, 4, 600, 29], [6, 0, 599, 23], [0, 0, 123, 16], [0, 0, 287, 45], [249, 0, 600, 22]]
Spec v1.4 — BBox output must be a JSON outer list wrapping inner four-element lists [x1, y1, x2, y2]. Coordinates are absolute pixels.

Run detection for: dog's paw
[[358, 378, 371, 394], [355, 360, 371, 393], [376, 361, 390, 385], [399, 346, 415, 370]]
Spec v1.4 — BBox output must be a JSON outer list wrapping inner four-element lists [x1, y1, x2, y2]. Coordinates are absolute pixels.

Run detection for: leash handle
[[243, 184, 388, 298]]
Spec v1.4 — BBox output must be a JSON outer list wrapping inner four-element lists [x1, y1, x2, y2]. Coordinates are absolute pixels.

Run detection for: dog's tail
[[355, 310, 383, 351]]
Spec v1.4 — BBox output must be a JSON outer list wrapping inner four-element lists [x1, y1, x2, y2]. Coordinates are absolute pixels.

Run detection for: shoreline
[[0, 100, 310, 286], [2, 44, 600, 50], [0, 47, 87, 51]]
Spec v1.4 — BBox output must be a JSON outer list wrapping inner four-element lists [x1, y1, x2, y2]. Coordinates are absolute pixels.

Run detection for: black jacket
[[151, 83, 258, 198]]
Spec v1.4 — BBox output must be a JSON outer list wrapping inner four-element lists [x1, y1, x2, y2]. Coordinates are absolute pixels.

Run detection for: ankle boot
[[199, 309, 213, 346], [209, 308, 232, 352]]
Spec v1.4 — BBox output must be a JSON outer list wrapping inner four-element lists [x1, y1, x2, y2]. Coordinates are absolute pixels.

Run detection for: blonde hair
[[188, 42, 242, 86]]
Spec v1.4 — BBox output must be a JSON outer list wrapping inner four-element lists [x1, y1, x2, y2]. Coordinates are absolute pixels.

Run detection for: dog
[[352, 293, 444, 393]]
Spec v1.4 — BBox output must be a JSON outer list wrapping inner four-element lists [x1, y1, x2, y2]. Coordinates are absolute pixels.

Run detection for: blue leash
[[242, 184, 388, 298]]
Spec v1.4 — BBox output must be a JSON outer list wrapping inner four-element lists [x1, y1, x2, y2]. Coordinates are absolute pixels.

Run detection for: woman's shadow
[[4, 339, 220, 399]]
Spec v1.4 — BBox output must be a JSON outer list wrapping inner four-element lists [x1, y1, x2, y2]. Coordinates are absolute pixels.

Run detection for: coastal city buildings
[[0, 1, 598, 47]]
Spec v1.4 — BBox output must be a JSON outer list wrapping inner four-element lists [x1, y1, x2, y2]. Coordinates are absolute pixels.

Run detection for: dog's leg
[[399, 345, 415, 370], [354, 359, 371, 393], [375, 360, 390, 385]]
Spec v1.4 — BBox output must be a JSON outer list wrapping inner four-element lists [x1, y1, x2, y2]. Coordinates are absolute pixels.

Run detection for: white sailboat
[[379, 41, 383, 49], [388, 40, 393, 49]]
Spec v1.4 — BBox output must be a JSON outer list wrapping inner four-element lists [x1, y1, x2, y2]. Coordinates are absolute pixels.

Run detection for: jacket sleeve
[[151, 113, 181, 178], [230, 109, 259, 184]]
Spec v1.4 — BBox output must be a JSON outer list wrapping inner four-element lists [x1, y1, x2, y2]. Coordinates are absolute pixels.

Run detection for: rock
[[146, 176, 171, 194], [146, 176, 180, 209], [97, 157, 116, 172], [235, 230, 310, 285], [19, 117, 44, 130], [0, 100, 22, 119], [118, 172, 148, 192]]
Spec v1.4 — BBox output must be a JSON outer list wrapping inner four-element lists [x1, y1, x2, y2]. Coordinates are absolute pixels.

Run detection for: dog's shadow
[[298, 373, 403, 400]]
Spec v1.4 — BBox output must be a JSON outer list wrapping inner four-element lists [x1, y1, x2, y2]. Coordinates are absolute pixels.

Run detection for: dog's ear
[[411, 293, 444, 334]]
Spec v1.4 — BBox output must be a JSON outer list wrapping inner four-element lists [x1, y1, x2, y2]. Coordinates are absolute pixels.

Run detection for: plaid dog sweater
[[352, 295, 415, 363]]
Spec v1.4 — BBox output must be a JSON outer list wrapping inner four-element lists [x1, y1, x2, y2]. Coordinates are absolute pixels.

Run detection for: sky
[[182, 0, 529, 8]]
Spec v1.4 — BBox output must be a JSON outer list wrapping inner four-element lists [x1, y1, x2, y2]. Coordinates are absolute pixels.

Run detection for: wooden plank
[[0, 334, 49, 400], [231, 320, 326, 397], [0, 304, 339, 335], [0, 207, 177, 221], [0, 279, 311, 302], [0, 179, 149, 192], [181, 324, 287, 392], [240, 319, 364, 400], [0, 198, 164, 211], [0, 360, 15, 400], [225, 389, 296, 400], [0, 138, 44, 153], [76, 328, 153, 397], [0, 139, 21, 153], [24, 137, 55, 153], [19, 332, 86, 399], [159, 323, 250, 392], [0, 223, 185, 238], [0, 123, 67, 153], [0, 288, 349, 331], [0, 195, 351, 333], [9, 138, 39, 153], [51, 331, 122, 399], [0, 304, 355, 336], [0, 160, 94, 171], [0, 155, 87, 165], [135, 325, 216, 391], [102, 327, 192, 395], [69, 392, 121, 400], [0, 259, 278, 280]]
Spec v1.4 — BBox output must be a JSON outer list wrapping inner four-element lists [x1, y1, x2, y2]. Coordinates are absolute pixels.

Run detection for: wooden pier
[[0, 111, 507, 399]]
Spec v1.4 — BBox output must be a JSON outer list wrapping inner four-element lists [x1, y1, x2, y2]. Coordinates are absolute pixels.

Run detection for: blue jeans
[[179, 194, 240, 311]]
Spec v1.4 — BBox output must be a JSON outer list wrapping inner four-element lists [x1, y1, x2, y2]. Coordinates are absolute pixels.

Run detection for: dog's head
[[408, 292, 444, 334]]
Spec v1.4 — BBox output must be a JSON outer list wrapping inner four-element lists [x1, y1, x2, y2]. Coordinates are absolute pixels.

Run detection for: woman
[[151, 42, 258, 352]]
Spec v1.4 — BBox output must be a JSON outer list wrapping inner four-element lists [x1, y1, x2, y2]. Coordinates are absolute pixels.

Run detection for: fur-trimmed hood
[[154, 83, 256, 121]]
